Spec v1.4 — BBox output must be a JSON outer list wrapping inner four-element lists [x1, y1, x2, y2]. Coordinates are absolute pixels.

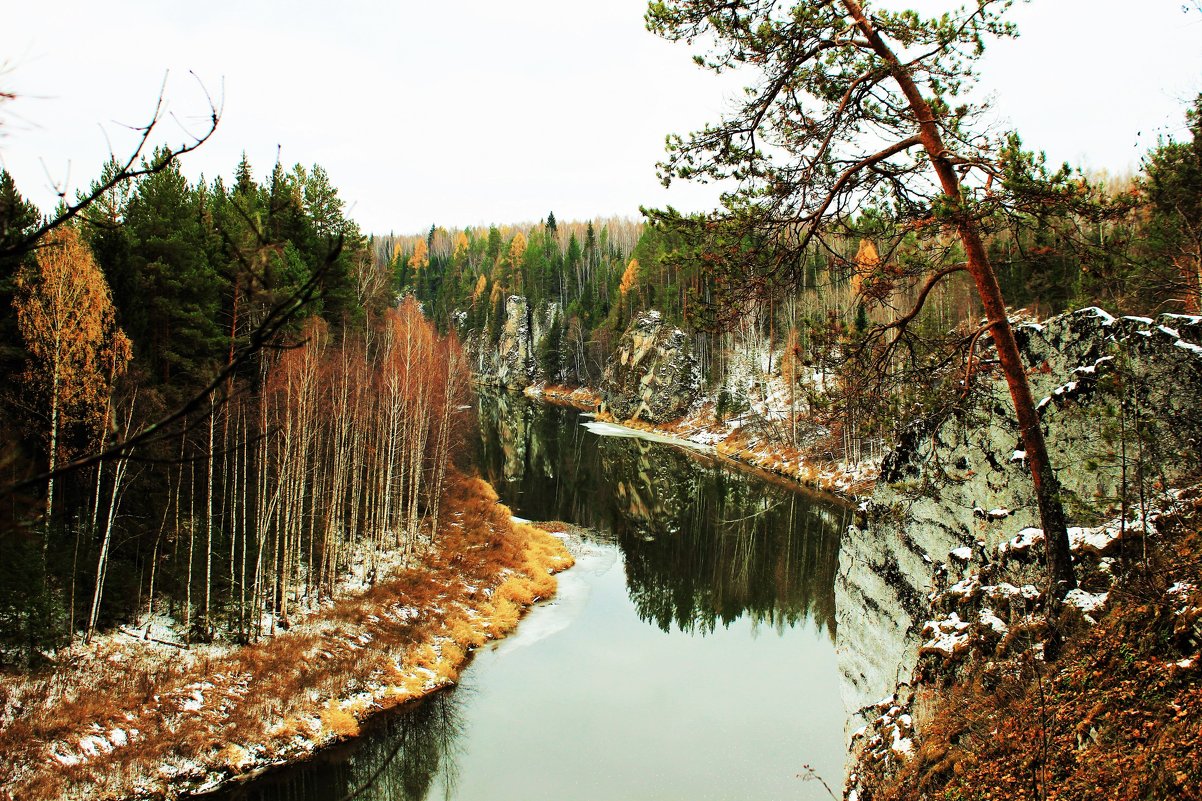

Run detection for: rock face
[[835, 308, 1202, 751], [464, 296, 559, 389], [600, 311, 701, 424]]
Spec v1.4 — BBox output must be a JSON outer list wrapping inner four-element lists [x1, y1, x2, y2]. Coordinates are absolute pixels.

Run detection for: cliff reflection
[[474, 391, 848, 638]]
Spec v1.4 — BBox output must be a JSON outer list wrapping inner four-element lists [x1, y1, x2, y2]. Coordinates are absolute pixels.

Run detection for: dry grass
[[534, 380, 873, 499], [860, 497, 1202, 801], [319, 703, 360, 739], [0, 470, 572, 801]]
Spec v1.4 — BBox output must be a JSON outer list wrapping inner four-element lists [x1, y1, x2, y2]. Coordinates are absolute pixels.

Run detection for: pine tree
[[124, 150, 225, 390]]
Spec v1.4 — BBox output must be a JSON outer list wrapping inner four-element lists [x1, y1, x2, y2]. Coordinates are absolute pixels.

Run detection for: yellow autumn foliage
[[619, 258, 640, 296], [409, 238, 429, 271]]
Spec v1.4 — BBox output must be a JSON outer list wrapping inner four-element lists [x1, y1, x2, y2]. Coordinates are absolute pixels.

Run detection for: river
[[207, 391, 853, 801]]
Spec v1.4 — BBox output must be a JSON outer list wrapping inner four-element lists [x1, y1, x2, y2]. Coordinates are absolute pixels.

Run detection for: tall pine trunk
[[846, 0, 1075, 595]]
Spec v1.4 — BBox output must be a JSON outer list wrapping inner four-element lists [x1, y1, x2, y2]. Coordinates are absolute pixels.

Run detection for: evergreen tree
[[1143, 94, 1202, 311], [124, 149, 225, 390], [0, 172, 43, 378]]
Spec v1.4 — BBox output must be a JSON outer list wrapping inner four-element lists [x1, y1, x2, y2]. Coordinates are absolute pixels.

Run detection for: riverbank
[[0, 474, 573, 801], [848, 489, 1202, 801], [525, 382, 877, 499]]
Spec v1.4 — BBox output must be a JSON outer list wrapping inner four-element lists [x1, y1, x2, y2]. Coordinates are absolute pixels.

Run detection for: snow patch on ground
[[1064, 589, 1109, 614]]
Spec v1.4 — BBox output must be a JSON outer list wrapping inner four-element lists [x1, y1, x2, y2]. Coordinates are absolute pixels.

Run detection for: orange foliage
[[471, 273, 488, 302], [619, 258, 640, 296], [409, 238, 429, 271], [14, 227, 131, 426]]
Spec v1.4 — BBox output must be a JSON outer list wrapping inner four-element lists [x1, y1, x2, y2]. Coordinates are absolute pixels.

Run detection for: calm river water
[[209, 391, 852, 801]]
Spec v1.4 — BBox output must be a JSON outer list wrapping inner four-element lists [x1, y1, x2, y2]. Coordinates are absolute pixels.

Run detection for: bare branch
[[1, 74, 222, 260]]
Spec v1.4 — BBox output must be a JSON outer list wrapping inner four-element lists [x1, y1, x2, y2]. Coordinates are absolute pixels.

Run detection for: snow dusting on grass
[[0, 476, 574, 801]]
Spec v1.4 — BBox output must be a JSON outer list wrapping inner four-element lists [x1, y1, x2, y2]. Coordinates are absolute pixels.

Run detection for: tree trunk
[[845, 0, 1076, 596], [204, 398, 215, 639], [86, 449, 129, 642]]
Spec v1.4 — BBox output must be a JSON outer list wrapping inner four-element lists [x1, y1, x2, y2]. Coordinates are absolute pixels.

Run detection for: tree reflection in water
[[205, 391, 850, 801], [474, 391, 848, 638], [201, 690, 463, 801]]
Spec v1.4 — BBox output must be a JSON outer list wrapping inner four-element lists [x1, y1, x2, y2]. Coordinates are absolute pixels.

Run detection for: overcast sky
[[2, 1, 1199, 235]]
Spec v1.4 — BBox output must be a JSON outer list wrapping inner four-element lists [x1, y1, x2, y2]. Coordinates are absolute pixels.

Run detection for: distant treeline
[[390, 98, 1200, 454]]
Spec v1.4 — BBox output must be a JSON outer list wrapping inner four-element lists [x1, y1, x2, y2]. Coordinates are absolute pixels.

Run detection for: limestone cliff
[[464, 296, 559, 389], [599, 311, 701, 424], [835, 308, 1202, 747]]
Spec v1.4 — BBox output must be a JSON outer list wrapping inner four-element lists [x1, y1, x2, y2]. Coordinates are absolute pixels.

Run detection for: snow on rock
[[920, 613, 971, 657], [949, 546, 974, 562], [1073, 356, 1114, 375], [1053, 380, 1079, 397], [984, 582, 1024, 600], [999, 527, 1044, 556], [979, 607, 1009, 634], [1158, 324, 1182, 339], [1064, 589, 1109, 614], [1082, 306, 1116, 326], [978, 582, 1041, 602], [1176, 340, 1202, 357], [944, 575, 982, 601], [1067, 525, 1121, 555], [859, 697, 917, 765]]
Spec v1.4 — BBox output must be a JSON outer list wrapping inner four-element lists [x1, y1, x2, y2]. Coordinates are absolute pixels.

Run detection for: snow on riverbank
[[533, 383, 876, 499], [581, 419, 715, 453], [0, 477, 574, 801]]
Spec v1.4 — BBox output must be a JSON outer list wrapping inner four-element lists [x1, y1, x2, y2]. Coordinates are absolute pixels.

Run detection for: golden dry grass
[[318, 703, 360, 739], [0, 470, 572, 801]]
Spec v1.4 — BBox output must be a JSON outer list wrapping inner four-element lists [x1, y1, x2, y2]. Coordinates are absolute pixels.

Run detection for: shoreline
[[0, 476, 574, 801], [520, 382, 875, 501]]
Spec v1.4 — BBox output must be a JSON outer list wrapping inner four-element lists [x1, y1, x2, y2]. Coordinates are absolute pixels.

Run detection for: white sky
[[1, 0, 1199, 235]]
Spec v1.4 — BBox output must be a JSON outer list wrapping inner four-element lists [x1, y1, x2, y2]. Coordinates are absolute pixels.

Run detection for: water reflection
[[206, 391, 852, 801], [207, 690, 463, 801], [474, 391, 848, 636]]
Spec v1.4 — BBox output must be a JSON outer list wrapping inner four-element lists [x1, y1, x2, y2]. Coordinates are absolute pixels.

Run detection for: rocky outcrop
[[600, 311, 701, 424], [835, 308, 1202, 753], [464, 296, 559, 389]]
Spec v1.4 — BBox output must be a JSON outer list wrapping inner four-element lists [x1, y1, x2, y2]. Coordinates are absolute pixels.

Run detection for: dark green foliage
[[123, 150, 225, 387], [538, 308, 562, 381], [0, 150, 369, 664], [0, 172, 42, 378], [1141, 94, 1202, 310]]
